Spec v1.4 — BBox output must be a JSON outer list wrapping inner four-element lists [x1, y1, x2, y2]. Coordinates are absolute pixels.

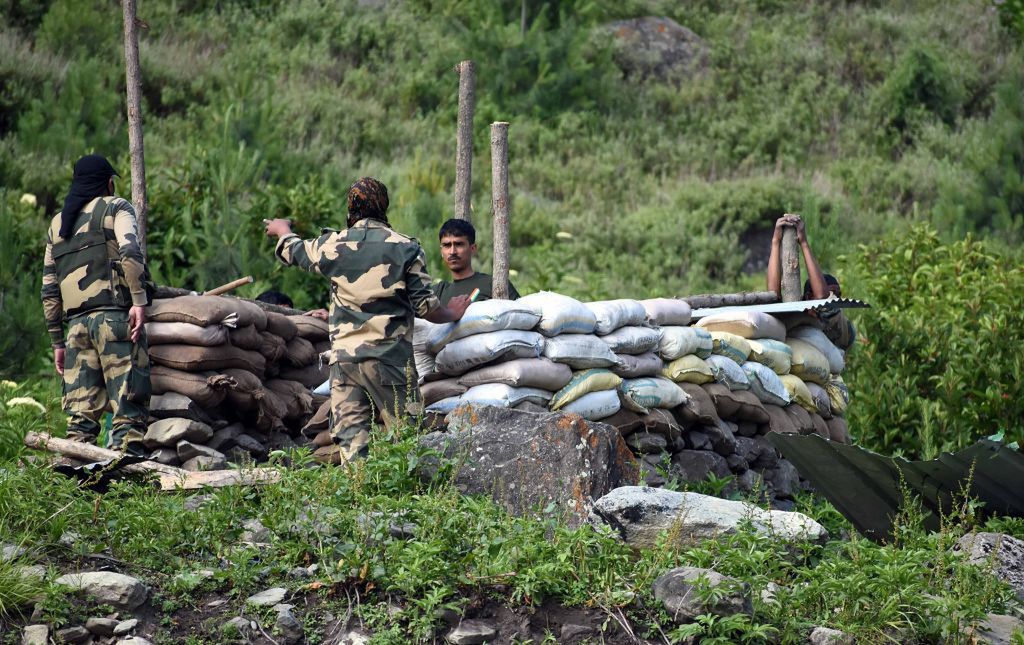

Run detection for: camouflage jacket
[[42, 196, 149, 347], [275, 218, 440, 367]]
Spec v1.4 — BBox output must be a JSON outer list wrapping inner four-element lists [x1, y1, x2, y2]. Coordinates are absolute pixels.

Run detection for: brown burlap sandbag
[[150, 365, 235, 408], [223, 368, 263, 412], [229, 324, 262, 351], [284, 336, 318, 367], [639, 408, 680, 436], [302, 399, 332, 437], [784, 404, 815, 435], [826, 416, 851, 444], [150, 344, 266, 376], [145, 322, 228, 347], [147, 296, 241, 327], [257, 331, 287, 364], [265, 379, 314, 419], [229, 298, 268, 331], [674, 382, 719, 426], [222, 368, 289, 432], [702, 383, 739, 419], [420, 378, 467, 406], [312, 429, 333, 448], [290, 315, 329, 341], [809, 412, 831, 439], [763, 404, 797, 434], [279, 363, 329, 389], [254, 388, 289, 432], [265, 312, 298, 341], [599, 409, 644, 436], [732, 390, 770, 424]]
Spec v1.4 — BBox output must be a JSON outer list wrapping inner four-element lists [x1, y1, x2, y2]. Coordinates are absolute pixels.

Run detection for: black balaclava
[[59, 154, 119, 239]]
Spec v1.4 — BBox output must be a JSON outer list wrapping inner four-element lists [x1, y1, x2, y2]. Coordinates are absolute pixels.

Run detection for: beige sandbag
[[458, 358, 572, 391], [150, 365, 234, 408], [257, 331, 287, 364], [279, 363, 330, 389], [662, 355, 714, 384], [826, 416, 851, 444], [787, 338, 830, 385], [674, 382, 719, 426], [763, 404, 797, 434], [290, 315, 329, 341], [149, 344, 266, 376], [265, 379, 315, 419], [265, 311, 298, 341], [696, 311, 786, 341], [779, 375, 818, 413], [145, 321, 228, 347], [229, 324, 262, 350], [420, 378, 467, 407], [731, 390, 769, 424], [284, 336, 318, 367], [702, 383, 739, 419], [147, 296, 241, 327]]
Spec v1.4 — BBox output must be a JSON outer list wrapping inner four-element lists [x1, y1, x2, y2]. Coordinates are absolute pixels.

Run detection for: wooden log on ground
[[454, 60, 476, 222], [490, 121, 511, 300], [683, 291, 779, 309], [781, 225, 802, 302], [24, 432, 181, 476]]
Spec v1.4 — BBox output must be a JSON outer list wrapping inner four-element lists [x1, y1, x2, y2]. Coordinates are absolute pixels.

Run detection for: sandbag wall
[[142, 295, 334, 469], [415, 293, 852, 506]]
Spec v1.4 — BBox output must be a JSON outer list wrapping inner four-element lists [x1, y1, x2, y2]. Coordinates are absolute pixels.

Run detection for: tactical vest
[[50, 197, 142, 318]]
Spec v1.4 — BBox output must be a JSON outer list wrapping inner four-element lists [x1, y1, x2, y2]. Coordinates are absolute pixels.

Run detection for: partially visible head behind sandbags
[[256, 290, 294, 308]]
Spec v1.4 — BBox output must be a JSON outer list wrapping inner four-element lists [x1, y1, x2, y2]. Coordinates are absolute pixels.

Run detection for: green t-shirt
[[432, 271, 520, 306]]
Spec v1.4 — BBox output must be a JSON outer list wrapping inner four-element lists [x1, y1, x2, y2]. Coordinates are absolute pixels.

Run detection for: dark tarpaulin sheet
[[767, 434, 1024, 543]]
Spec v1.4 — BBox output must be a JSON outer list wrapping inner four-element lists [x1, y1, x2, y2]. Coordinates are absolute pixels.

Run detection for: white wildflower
[[7, 397, 46, 413]]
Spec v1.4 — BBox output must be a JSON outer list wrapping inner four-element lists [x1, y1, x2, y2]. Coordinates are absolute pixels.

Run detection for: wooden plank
[[158, 468, 282, 491]]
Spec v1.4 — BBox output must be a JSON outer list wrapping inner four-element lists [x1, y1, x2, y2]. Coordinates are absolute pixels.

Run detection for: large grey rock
[[182, 455, 227, 471], [85, 617, 119, 636], [22, 625, 48, 645], [589, 486, 828, 547], [764, 459, 800, 498], [446, 619, 498, 644], [418, 406, 639, 527], [55, 626, 90, 643], [148, 447, 181, 466], [2, 542, 27, 561], [18, 565, 45, 582], [809, 626, 854, 644], [150, 392, 214, 424], [246, 587, 287, 607], [176, 440, 224, 463], [207, 423, 243, 452], [222, 616, 255, 638], [653, 566, 752, 624], [143, 417, 212, 449], [273, 604, 305, 645], [604, 17, 710, 82], [55, 571, 148, 610], [669, 449, 730, 483], [954, 533, 1024, 601], [113, 618, 138, 636], [705, 420, 737, 456], [625, 431, 668, 454], [966, 614, 1024, 644], [685, 429, 711, 451], [235, 433, 269, 458]]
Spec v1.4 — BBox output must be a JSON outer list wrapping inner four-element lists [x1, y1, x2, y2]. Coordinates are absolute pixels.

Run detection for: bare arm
[[423, 295, 471, 323], [766, 215, 797, 296], [795, 218, 830, 299]]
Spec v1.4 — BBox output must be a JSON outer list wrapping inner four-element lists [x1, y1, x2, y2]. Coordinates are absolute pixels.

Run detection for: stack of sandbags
[[143, 295, 330, 468]]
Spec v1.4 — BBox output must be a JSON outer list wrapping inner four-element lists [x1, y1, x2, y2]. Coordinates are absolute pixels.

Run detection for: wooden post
[[781, 225, 802, 302], [490, 122, 511, 300], [122, 0, 148, 253], [454, 60, 476, 222]]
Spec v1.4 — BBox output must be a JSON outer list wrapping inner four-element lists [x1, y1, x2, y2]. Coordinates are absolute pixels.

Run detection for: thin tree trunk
[[490, 122, 511, 300], [122, 0, 148, 253], [781, 227, 802, 302], [454, 60, 475, 222], [521, 0, 527, 36]]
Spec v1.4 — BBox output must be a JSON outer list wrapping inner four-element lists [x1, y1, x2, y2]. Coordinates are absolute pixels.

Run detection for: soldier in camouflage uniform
[[266, 177, 470, 464], [41, 155, 153, 456]]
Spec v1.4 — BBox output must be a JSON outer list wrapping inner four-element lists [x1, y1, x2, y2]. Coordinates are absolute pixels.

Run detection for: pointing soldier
[[266, 177, 470, 465], [41, 154, 154, 456]]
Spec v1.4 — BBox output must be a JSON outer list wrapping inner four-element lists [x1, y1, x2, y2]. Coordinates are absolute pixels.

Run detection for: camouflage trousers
[[63, 309, 150, 454], [324, 360, 417, 465]]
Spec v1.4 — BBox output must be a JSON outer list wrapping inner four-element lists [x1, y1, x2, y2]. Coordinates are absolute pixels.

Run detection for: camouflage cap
[[347, 177, 389, 223]]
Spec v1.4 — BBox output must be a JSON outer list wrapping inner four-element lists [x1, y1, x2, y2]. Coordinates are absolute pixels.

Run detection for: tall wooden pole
[[781, 226, 801, 302], [453, 60, 476, 222], [122, 0, 148, 253], [490, 122, 510, 300]]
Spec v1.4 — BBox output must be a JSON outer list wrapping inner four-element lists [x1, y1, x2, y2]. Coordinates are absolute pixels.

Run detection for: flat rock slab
[[954, 532, 1024, 601], [446, 619, 498, 644], [55, 571, 148, 610], [653, 566, 752, 624], [589, 486, 828, 547], [246, 587, 288, 607], [809, 626, 855, 644], [419, 406, 639, 527], [85, 617, 119, 636], [966, 613, 1024, 644], [22, 625, 48, 645]]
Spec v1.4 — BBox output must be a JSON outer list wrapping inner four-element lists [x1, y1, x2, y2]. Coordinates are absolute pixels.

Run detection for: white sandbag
[[560, 389, 621, 420], [598, 326, 662, 355], [805, 382, 833, 418], [458, 358, 572, 391], [747, 339, 793, 375], [612, 352, 664, 378], [516, 291, 596, 336], [658, 326, 713, 360], [640, 298, 692, 326], [789, 325, 845, 374], [706, 355, 751, 391], [542, 334, 620, 369], [461, 383, 553, 408], [435, 330, 545, 376], [741, 361, 791, 407], [696, 311, 787, 341], [413, 318, 442, 379], [425, 396, 464, 414], [585, 299, 647, 335], [313, 378, 330, 396], [144, 321, 229, 347], [619, 377, 689, 414], [426, 300, 541, 353]]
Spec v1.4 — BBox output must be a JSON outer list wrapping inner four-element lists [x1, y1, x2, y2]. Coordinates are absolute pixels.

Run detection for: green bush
[[845, 226, 1024, 458]]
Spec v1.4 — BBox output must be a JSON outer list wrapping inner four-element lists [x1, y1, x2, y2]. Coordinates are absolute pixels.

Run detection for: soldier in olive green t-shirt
[[433, 219, 520, 306]]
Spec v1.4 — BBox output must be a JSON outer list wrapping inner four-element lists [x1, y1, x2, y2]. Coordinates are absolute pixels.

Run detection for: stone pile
[[142, 295, 332, 468]]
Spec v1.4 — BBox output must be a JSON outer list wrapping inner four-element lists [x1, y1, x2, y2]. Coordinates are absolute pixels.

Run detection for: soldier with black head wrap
[[266, 177, 471, 464], [42, 154, 155, 455]]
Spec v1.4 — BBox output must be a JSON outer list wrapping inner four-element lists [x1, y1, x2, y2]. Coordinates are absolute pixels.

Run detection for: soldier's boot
[[110, 426, 146, 457], [65, 428, 100, 445]]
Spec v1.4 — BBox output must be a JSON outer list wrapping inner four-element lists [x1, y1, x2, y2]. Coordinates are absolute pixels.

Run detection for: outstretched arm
[[794, 217, 830, 299], [766, 215, 798, 296]]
